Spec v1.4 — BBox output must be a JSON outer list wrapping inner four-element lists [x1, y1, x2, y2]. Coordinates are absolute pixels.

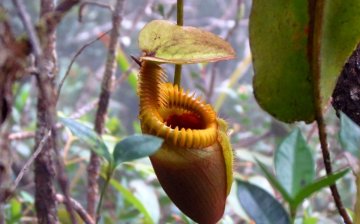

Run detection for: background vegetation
[[0, 0, 357, 223]]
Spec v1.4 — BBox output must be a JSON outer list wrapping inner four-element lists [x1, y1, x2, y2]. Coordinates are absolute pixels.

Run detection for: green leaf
[[109, 178, 155, 224], [293, 169, 349, 207], [112, 134, 163, 168], [275, 129, 315, 197], [139, 20, 235, 64], [339, 112, 360, 158], [250, 0, 314, 122], [237, 180, 290, 224], [60, 117, 111, 162], [250, 0, 360, 123], [10, 198, 21, 220], [302, 217, 318, 224], [256, 160, 293, 203]]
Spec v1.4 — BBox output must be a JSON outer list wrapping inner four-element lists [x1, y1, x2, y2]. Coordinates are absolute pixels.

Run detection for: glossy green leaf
[[256, 159, 293, 203], [275, 129, 315, 197], [112, 134, 163, 168], [250, 0, 360, 123], [293, 169, 349, 207], [110, 178, 154, 224], [60, 117, 111, 162], [339, 112, 360, 158], [237, 180, 290, 224], [139, 20, 235, 64]]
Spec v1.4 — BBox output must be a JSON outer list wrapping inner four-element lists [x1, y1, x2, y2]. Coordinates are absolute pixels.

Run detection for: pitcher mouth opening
[[165, 112, 205, 130]]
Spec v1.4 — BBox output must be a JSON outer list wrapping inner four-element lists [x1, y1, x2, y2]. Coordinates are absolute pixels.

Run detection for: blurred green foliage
[[2, 0, 357, 223]]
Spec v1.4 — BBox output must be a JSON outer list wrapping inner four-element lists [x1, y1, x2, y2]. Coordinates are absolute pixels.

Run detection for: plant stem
[[176, 0, 184, 26], [174, 65, 182, 86], [96, 167, 113, 223], [289, 205, 296, 223], [173, 0, 184, 86], [309, 1, 352, 223]]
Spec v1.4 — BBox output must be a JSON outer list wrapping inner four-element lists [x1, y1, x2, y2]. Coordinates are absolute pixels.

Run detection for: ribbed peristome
[[138, 61, 218, 149]]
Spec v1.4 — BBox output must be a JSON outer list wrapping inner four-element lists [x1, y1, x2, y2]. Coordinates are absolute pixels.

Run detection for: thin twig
[[57, 31, 111, 102], [12, 0, 42, 58], [78, 1, 113, 22], [309, 1, 352, 223], [87, 0, 124, 220], [8, 131, 35, 140], [56, 194, 95, 224], [42, 0, 81, 34], [225, 0, 242, 41], [13, 130, 51, 189], [69, 99, 99, 119]]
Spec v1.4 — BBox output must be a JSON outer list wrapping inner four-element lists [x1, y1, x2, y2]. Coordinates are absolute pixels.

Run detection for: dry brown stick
[[33, 1, 59, 223], [86, 0, 124, 220], [8, 131, 35, 141], [12, 1, 80, 223], [56, 194, 95, 224], [57, 31, 111, 102], [13, 130, 51, 190], [32, 0, 80, 222]]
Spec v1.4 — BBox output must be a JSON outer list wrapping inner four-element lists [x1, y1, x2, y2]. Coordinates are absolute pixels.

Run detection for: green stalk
[[173, 0, 184, 86], [289, 205, 297, 224], [96, 166, 113, 223]]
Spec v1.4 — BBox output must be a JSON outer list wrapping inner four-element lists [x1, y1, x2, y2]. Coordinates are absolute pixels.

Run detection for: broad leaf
[[139, 20, 235, 64], [339, 112, 360, 158], [293, 169, 349, 207], [113, 134, 163, 168], [237, 180, 290, 224], [250, 0, 313, 122], [110, 178, 154, 224], [275, 129, 315, 197], [256, 160, 293, 203], [250, 0, 360, 123], [60, 117, 111, 162]]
